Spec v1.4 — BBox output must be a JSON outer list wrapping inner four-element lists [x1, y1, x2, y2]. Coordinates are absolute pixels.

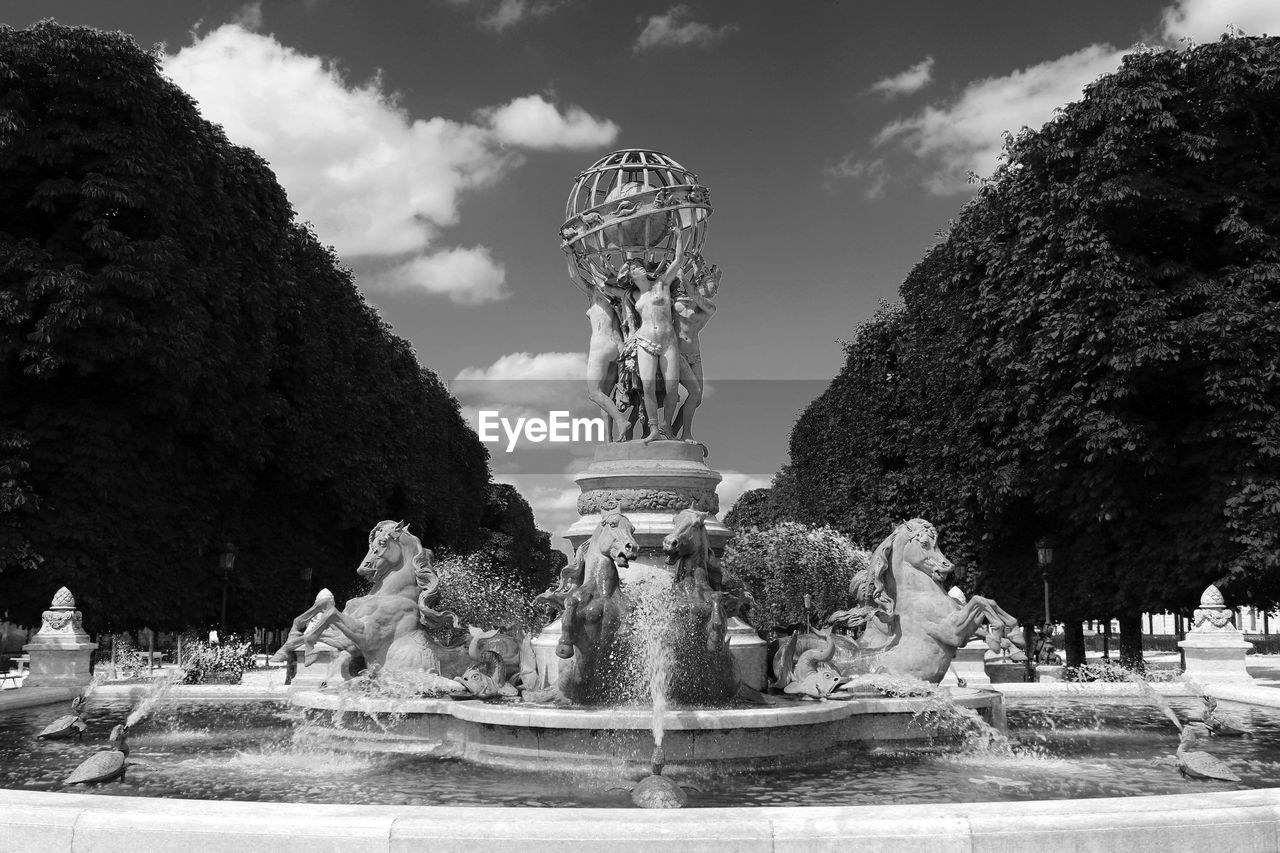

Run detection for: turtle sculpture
[[37, 695, 88, 740], [65, 724, 129, 785], [1201, 696, 1250, 737], [1177, 722, 1241, 782], [608, 747, 700, 809]]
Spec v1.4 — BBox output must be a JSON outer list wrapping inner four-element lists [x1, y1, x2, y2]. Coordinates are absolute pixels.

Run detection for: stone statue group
[[585, 233, 720, 444]]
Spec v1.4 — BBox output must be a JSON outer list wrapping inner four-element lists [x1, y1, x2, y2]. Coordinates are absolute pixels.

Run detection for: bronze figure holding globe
[[561, 149, 719, 444]]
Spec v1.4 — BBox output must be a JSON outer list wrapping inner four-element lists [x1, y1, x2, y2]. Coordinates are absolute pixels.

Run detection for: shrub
[[721, 522, 867, 631], [180, 638, 255, 684]]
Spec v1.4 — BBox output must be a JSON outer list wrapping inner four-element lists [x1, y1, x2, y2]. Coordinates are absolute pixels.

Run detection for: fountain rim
[[3, 680, 1280, 851]]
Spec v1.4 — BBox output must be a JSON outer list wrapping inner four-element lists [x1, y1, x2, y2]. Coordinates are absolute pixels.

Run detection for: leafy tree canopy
[[0, 22, 557, 630], [777, 36, 1280, 620]]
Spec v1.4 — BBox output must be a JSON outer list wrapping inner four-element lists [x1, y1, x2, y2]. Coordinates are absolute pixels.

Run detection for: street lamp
[[219, 542, 237, 637], [1035, 537, 1054, 661]]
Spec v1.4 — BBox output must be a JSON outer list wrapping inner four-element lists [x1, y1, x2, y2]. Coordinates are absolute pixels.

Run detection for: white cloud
[[365, 247, 507, 303], [456, 351, 586, 383], [1161, 0, 1280, 41], [872, 44, 1126, 193], [825, 155, 889, 199], [447, 0, 563, 31], [497, 474, 581, 545], [718, 470, 772, 519], [453, 351, 589, 430], [230, 2, 263, 30], [634, 5, 737, 52], [868, 56, 934, 99], [478, 95, 619, 150], [163, 25, 617, 304]]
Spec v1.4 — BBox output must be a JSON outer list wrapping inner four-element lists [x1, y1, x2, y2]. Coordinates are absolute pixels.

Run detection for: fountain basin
[[291, 687, 1005, 772]]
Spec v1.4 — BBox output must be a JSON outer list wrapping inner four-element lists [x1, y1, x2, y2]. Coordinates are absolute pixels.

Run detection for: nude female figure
[[624, 234, 685, 443], [585, 266, 636, 441], [671, 257, 719, 443]]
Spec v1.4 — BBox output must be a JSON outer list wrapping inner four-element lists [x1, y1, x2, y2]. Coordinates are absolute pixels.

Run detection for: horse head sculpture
[[358, 520, 420, 584]]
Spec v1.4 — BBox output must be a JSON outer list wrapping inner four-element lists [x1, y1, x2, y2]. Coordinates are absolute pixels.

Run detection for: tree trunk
[[1063, 620, 1086, 667], [1118, 611, 1144, 670]]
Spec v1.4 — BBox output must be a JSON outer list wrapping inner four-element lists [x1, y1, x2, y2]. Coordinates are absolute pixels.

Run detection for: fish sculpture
[[781, 634, 849, 698]]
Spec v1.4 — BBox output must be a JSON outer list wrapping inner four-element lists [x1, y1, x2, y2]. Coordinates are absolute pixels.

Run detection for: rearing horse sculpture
[[274, 520, 516, 681], [549, 510, 640, 703], [662, 507, 727, 652], [829, 518, 1021, 684]]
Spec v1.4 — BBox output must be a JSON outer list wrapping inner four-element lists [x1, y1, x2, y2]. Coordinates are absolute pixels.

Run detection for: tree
[[0, 22, 495, 630], [723, 487, 778, 531], [776, 36, 1280, 668]]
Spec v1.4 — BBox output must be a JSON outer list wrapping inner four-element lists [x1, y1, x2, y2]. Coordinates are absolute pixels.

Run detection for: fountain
[[277, 149, 1013, 773], [3, 150, 1280, 849]]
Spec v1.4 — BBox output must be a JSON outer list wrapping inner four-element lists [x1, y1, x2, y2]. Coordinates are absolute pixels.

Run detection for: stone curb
[[2, 788, 1279, 853]]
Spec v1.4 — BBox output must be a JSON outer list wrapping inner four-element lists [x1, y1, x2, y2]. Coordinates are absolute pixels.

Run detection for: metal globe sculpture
[[560, 149, 711, 294]]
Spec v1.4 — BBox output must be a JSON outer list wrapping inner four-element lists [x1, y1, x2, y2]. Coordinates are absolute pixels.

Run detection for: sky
[[4, 0, 1279, 547]]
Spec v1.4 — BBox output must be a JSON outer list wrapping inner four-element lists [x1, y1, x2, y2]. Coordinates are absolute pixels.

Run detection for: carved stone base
[[23, 586, 96, 689], [564, 440, 730, 568], [1179, 633, 1254, 682], [22, 643, 97, 689]]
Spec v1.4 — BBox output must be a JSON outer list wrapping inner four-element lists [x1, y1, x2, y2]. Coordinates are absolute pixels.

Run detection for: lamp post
[[1035, 537, 1054, 661], [219, 542, 237, 637]]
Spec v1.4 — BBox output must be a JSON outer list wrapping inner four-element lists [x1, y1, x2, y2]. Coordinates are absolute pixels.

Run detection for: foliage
[[775, 36, 1280, 626], [102, 633, 149, 680], [0, 22, 495, 629], [721, 522, 866, 630], [723, 487, 779, 531], [434, 551, 544, 634], [475, 483, 567, 592], [179, 637, 255, 684]]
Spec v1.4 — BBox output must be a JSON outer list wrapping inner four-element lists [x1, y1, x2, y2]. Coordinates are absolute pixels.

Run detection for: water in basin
[[1, 696, 1277, 808]]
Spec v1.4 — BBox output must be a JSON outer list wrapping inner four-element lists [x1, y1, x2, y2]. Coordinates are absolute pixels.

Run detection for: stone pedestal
[[1179, 585, 1254, 682], [289, 642, 341, 689], [554, 441, 767, 693], [727, 617, 767, 690], [530, 619, 564, 691], [564, 441, 729, 561], [22, 587, 97, 689], [946, 638, 992, 687]]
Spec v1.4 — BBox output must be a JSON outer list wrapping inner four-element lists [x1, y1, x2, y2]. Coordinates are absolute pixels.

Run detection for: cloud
[[230, 2, 263, 30], [455, 351, 586, 383], [163, 25, 617, 303], [718, 470, 772, 519], [453, 351, 589, 431], [497, 474, 581, 544], [634, 5, 737, 52], [478, 95, 619, 150], [364, 247, 508, 303], [870, 44, 1126, 193], [1160, 0, 1280, 41], [868, 56, 934, 99], [447, 0, 563, 31], [825, 155, 889, 199]]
